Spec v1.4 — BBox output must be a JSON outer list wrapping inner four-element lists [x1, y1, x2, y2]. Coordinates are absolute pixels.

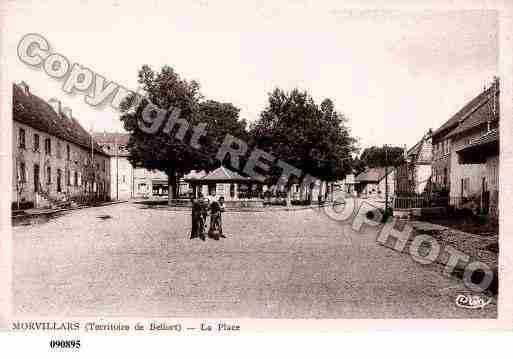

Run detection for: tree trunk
[[322, 180, 328, 200], [167, 168, 178, 205]]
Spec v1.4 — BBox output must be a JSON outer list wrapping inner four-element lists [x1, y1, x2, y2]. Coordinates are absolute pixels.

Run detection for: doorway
[[33, 164, 40, 192]]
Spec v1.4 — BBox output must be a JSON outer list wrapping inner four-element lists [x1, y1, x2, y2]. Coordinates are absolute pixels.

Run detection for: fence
[[393, 194, 449, 209]]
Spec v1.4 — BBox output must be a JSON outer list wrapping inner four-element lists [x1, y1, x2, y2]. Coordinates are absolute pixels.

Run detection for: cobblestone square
[[13, 202, 496, 318]]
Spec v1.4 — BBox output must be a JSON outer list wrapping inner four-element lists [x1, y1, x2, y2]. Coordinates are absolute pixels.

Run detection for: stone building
[[355, 167, 395, 198], [395, 130, 433, 195], [12, 82, 110, 209], [93, 132, 170, 200], [93, 132, 133, 200], [445, 79, 499, 217], [431, 82, 499, 194], [343, 172, 358, 196]]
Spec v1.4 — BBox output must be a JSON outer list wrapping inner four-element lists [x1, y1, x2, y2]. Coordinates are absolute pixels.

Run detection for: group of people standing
[[190, 193, 226, 241]]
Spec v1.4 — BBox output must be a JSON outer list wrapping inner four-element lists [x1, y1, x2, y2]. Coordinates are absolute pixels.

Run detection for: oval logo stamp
[[455, 294, 492, 309]]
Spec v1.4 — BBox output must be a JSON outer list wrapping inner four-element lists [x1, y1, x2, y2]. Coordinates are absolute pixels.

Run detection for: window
[[33, 133, 40, 152], [102, 160, 106, 172], [57, 142, 62, 159], [34, 164, 40, 192], [74, 171, 78, 186], [19, 128, 26, 149], [122, 175, 126, 183], [443, 168, 447, 186], [44, 138, 51, 155], [19, 162, 26, 183], [66, 169, 71, 186], [46, 166, 51, 184], [66, 144, 70, 160], [57, 169, 62, 192]]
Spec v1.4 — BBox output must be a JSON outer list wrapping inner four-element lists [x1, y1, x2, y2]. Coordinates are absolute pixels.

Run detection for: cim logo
[[455, 294, 492, 309]]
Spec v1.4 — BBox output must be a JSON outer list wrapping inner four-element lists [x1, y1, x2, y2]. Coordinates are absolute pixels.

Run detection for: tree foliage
[[249, 88, 357, 185], [119, 65, 248, 198], [358, 145, 405, 169]]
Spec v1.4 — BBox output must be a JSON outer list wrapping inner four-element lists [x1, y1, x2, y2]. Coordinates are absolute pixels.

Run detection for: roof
[[183, 170, 207, 180], [93, 132, 130, 145], [185, 166, 253, 182], [405, 131, 432, 164], [355, 167, 394, 183], [93, 132, 130, 156], [455, 129, 499, 152], [407, 139, 423, 157], [13, 83, 107, 156], [433, 81, 498, 138], [445, 89, 499, 138]]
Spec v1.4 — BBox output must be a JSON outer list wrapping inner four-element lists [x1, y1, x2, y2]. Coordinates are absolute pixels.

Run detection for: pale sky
[[3, 1, 498, 150]]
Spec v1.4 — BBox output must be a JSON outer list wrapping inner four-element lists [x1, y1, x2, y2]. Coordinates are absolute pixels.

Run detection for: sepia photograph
[[1, 1, 512, 338]]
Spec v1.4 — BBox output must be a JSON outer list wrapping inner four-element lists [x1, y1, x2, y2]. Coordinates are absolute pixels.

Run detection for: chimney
[[62, 107, 72, 119], [48, 98, 62, 115], [18, 81, 30, 95]]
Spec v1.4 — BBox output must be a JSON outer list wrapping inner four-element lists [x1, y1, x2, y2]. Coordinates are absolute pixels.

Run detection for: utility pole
[[90, 122, 94, 198], [385, 144, 389, 213], [115, 134, 119, 201], [403, 144, 408, 194]]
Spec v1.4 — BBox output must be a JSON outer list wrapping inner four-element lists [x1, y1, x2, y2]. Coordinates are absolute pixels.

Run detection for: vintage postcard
[[0, 0, 512, 348]]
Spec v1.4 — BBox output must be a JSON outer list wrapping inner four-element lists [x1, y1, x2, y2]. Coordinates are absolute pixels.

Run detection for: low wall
[[167, 198, 265, 208], [225, 199, 264, 208], [393, 206, 447, 220]]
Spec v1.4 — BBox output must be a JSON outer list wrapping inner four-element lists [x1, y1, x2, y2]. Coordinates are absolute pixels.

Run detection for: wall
[[377, 170, 395, 197], [415, 164, 432, 194], [431, 136, 451, 191], [449, 135, 487, 203], [487, 155, 499, 217], [12, 121, 110, 207], [110, 156, 133, 201], [133, 167, 168, 197]]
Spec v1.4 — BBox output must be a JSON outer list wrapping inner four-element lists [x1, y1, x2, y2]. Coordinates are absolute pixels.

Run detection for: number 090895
[[49, 340, 81, 349]]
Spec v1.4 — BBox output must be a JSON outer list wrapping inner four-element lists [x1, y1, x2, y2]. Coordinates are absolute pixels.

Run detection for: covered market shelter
[[184, 166, 265, 201]]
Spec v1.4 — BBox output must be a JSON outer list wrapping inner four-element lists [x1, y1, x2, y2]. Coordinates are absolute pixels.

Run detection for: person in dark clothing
[[190, 192, 207, 241], [208, 196, 226, 239]]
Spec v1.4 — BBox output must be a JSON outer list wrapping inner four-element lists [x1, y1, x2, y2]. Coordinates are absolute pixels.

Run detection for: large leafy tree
[[359, 145, 405, 169], [198, 100, 249, 167], [120, 65, 248, 199], [249, 88, 357, 195]]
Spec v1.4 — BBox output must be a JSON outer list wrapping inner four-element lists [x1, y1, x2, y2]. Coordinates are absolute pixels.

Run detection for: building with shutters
[[431, 78, 499, 217], [12, 82, 111, 209], [93, 132, 171, 200]]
